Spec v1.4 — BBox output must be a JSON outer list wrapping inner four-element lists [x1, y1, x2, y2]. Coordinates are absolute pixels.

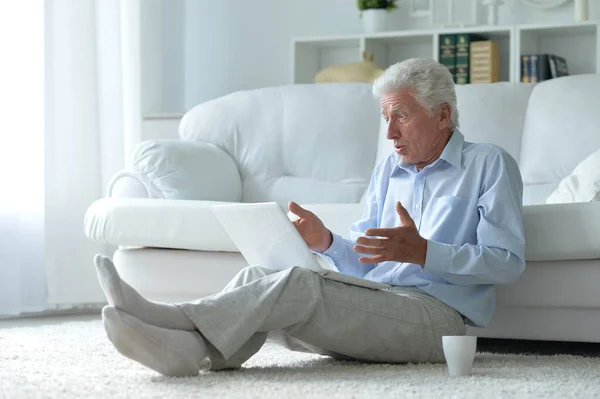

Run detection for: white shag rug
[[1, 316, 600, 399]]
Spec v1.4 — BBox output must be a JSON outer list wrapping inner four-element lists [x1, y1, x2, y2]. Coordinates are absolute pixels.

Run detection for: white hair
[[372, 58, 459, 130]]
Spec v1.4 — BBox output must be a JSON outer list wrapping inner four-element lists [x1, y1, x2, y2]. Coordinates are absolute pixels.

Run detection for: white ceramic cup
[[442, 335, 477, 377]]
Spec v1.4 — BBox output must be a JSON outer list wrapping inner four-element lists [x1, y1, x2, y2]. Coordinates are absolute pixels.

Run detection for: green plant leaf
[[357, 0, 397, 11]]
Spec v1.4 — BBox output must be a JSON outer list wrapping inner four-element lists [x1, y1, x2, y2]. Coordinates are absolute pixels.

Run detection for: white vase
[[574, 0, 589, 21], [481, 0, 505, 26], [362, 9, 388, 34]]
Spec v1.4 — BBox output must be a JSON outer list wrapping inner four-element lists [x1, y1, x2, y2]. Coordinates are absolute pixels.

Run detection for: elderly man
[[96, 58, 525, 377]]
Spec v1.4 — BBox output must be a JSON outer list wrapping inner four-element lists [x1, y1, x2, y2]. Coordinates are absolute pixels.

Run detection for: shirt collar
[[438, 129, 464, 169], [391, 129, 464, 176]]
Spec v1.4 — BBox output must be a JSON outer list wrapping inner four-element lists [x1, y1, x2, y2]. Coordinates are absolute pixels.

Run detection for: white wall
[[143, 0, 599, 139], [161, 0, 184, 113], [179, 0, 366, 111], [141, 117, 181, 141]]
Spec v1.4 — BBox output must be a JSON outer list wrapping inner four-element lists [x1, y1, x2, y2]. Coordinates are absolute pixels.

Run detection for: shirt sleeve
[[423, 149, 526, 285], [316, 164, 383, 278]]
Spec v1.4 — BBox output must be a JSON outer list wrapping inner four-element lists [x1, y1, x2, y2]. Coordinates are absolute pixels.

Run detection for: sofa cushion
[[130, 140, 242, 202], [519, 74, 600, 186], [84, 198, 364, 252], [523, 182, 558, 206], [86, 196, 600, 263], [84, 198, 239, 252], [454, 82, 534, 163], [245, 177, 366, 207], [493, 259, 600, 309], [524, 202, 600, 261], [305, 202, 600, 263], [546, 147, 600, 204], [179, 83, 381, 205]]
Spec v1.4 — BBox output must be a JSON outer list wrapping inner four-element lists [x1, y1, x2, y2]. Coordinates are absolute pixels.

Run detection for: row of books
[[521, 54, 569, 83], [439, 34, 499, 84], [439, 34, 571, 84]]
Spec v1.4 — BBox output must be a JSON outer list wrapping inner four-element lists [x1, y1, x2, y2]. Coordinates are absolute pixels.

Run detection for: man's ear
[[438, 103, 451, 130]]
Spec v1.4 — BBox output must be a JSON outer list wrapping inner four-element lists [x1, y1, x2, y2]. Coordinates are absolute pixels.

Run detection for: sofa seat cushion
[[303, 203, 600, 263], [309, 202, 600, 263], [524, 202, 600, 261], [288, 204, 364, 239], [85, 198, 240, 252], [86, 198, 599, 262], [84, 198, 365, 252], [523, 182, 558, 206]]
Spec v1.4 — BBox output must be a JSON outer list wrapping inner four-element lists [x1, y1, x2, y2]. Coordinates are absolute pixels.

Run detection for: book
[[455, 34, 487, 84], [521, 55, 530, 83], [439, 34, 457, 82], [549, 55, 569, 78], [522, 54, 568, 82], [469, 41, 499, 84]]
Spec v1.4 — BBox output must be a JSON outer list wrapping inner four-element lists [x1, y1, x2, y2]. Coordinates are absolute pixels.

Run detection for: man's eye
[[398, 113, 407, 120]]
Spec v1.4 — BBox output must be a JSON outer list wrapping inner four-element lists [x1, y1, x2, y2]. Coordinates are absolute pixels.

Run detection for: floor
[[3, 312, 600, 357], [0, 313, 99, 328], [2, 313, 600, 398]]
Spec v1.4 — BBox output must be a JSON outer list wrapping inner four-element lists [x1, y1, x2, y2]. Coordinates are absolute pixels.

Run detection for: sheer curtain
[[0, 0, 142, 316], [0, 1, 47, 316]]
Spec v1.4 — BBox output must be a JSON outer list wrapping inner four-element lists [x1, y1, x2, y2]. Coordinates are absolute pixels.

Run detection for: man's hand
[[354, 201, 428, 266], [288, 201, 333, 252]]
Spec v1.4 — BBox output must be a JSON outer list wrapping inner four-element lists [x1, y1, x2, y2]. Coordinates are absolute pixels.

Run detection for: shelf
[[428, 25, 512, 35], [361, 29, 439, 39], [517, 23, 598, 80], [293, 37, 360, 48], [359, 25, 511, 39], [364, 36, 434, 72], [293, 26, 513, 46], [293, 35, 363, 44], [517, 21, 597, 36], [293, 40, 361, 84], [366, 33, 433, 45], [292, 22, 600, 84]]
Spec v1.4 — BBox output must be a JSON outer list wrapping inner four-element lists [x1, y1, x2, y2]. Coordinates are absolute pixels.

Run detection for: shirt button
[[415, 204, 421, 209]]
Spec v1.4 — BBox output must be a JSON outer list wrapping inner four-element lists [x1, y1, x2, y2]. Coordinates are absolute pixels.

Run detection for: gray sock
[[102, 306, 207, 377], [94, 254, 196, 331]]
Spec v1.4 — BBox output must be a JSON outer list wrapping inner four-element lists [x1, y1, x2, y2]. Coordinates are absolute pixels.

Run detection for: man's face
[[380, 89, 450, 169]]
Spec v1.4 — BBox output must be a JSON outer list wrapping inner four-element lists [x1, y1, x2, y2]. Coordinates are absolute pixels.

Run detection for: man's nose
[[386, 123, 399, 140]]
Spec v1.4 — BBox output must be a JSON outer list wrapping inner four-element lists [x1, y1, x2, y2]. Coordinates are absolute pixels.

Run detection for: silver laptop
[[211, 202, 390, 290]]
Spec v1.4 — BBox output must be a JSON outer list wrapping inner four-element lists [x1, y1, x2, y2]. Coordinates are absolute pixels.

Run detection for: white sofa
[[85, 75, 600, 343]]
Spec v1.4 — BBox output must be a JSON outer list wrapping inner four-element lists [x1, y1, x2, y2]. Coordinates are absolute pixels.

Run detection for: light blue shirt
[[320, 130, 525, 327]]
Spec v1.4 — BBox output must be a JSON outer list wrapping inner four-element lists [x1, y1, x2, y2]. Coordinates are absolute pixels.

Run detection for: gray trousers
[[177, 266, 466, 370]]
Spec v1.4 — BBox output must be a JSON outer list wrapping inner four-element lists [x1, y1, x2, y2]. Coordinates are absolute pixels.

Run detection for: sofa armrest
[[128, 139, 242, 202], [107, 170, 164, 198], [524, 201, 600, 261]]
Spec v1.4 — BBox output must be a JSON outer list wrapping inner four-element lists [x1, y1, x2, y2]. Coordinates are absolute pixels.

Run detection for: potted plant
[[358, 0, 398, 33]]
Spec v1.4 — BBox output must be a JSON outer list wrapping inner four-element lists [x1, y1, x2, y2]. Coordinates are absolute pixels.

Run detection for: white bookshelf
[[292, 22, 600, 85], [516, 21, 598, 81]]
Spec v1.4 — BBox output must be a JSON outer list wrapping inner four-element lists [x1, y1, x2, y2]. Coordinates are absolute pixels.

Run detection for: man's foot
[[102, 306, 207, 377], [94, 254, 196, 331]]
